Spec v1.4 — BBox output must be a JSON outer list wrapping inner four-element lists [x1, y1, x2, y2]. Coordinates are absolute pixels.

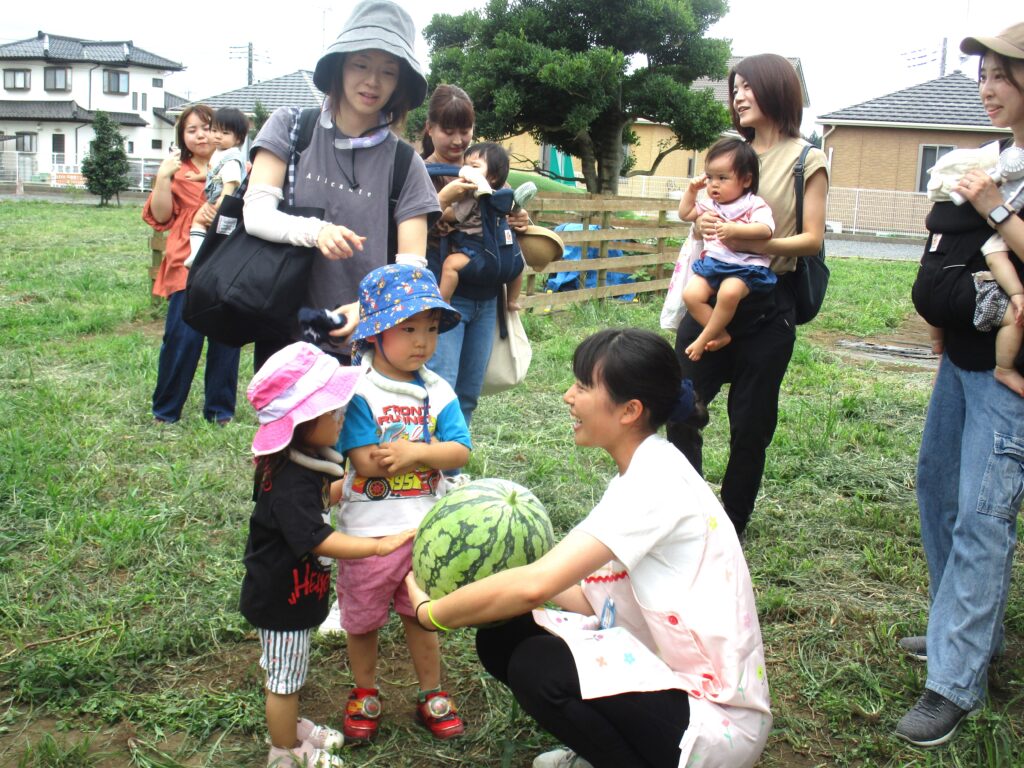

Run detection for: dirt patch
[[813, 314, 939, 371]]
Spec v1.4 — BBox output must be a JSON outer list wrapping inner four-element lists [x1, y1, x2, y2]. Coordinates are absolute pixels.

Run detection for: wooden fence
[[519, 191, 688, 312], [145, 192, 687, 312]]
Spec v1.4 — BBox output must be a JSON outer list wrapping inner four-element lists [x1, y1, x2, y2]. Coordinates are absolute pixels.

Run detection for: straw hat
[[518, 225, 565, 271]]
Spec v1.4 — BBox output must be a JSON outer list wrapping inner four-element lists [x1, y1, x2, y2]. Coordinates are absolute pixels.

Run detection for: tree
[[252, 100, 271, 134], [423, 0, 732, 193], [81, 111, 130, 206], [805, 130, 822, 149]]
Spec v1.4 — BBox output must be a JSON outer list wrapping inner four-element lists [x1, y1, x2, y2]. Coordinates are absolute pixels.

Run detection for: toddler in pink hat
[[239, 342, 414, 768]]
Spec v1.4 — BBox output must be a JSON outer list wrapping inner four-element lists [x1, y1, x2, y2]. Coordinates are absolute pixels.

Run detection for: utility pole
[[229, 43, 268, 86]]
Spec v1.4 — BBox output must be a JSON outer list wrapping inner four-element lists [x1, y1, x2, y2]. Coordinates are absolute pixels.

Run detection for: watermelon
[[412, 478, 555, 599]]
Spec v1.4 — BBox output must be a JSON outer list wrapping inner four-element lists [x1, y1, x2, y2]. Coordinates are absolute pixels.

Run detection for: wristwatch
[[988, 204, 1012, 227]]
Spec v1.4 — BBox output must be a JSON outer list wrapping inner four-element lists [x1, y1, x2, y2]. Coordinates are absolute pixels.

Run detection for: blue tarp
[[546, 223, 635, 301]]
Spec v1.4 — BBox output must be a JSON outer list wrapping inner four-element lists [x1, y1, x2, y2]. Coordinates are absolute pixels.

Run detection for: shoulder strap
[[387, 140, 416, 263], [295, 107, 319, 155], [793, 143, 812, 235]]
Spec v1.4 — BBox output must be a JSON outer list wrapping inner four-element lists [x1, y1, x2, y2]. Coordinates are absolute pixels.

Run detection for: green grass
[[0, 201, 1021, 767]]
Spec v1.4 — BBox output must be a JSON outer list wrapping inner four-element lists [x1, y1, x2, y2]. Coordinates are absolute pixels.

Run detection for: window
[[127, 140, 134, 153], [132, 92, 138, 109], [917, 145, 955, 193], [4, 69, 30, 90], [103, 69, 129, 94], [141, 93, 147, 111], [44, 67, 71, 91], [152, 77, 163, 88], [687, 157, 695, 177], [15, 133, 37, 152], [152, 139, 163, 150], [52, 134, 65, 163]]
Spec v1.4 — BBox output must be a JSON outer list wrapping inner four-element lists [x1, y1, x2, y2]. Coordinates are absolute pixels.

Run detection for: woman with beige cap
[[244, 0, 440, 371], [896, 20, 1024, 748]]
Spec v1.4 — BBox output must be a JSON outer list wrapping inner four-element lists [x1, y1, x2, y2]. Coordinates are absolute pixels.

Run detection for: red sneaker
[[343, 687, 382, 742], [416, 691, 464, 740]]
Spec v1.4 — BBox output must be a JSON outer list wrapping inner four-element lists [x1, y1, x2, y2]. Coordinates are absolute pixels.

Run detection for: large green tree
[[424, 0, 732, 193], [81, 111, 130, 206]]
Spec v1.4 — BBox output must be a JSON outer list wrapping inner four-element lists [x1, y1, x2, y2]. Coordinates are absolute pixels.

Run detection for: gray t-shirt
[[251, 108, 439, 314]]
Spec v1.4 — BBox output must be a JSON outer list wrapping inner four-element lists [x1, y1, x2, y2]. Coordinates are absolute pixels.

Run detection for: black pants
[[476, 615, 689, 768], [667, 302, 795, 535]]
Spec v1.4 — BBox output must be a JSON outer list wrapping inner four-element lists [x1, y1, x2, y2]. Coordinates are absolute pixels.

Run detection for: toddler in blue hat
[[333, 263, 471, 742]]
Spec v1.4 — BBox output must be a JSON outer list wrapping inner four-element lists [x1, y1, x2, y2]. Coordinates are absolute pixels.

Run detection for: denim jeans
[[917, 355, 1024, 710], [428, 293, 497, 426], [152, 290, 240, 423]]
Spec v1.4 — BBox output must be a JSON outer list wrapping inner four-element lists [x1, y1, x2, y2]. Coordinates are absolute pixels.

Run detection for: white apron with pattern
[[533, 514, 771, 767]]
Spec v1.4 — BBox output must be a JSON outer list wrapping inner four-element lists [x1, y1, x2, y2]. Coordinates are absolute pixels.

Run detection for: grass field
[[0, 200, 1021, 767]]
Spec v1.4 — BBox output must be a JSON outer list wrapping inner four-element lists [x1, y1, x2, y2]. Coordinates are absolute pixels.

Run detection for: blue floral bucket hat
[[350, 264, 461, 356]]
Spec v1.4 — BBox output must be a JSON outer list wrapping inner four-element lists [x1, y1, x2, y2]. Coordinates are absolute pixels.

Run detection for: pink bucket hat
[[248, 342, 365, 456]]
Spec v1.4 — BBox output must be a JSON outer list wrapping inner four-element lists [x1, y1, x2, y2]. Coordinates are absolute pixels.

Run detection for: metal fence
[[615, 175, 933, 236], [0, 151, 162, 191]]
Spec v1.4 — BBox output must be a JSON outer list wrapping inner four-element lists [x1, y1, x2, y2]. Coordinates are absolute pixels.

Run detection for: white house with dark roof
[[818, 71, 1010, 194], [0, 31, 186, 183]]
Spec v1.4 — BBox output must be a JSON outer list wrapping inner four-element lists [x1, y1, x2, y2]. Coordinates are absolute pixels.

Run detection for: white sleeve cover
[[243, 184, 327, 247]]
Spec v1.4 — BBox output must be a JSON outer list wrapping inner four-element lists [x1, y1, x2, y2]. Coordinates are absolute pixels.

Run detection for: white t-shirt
[[574, 435, 715, 608]]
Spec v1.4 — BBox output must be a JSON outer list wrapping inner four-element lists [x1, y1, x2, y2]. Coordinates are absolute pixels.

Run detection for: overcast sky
[[1, 0, 1010, 134]]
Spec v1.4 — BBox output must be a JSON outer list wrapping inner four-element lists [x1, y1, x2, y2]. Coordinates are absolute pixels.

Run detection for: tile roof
[[153, 92, 189, 126], [690, 56, 809, 107], [818, 72, 992, 128], [180, 71, 323, 114], [0, 100, 148, 126], [0, 31, 181, 71]]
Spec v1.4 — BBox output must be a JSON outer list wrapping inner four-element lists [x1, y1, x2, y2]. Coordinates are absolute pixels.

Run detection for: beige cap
[[961, 21, 1024, 60]]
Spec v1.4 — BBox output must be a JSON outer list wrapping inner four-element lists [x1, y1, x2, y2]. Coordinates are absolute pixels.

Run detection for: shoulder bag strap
[[794, 143, 812, 235], [386, 140, 415, 263]]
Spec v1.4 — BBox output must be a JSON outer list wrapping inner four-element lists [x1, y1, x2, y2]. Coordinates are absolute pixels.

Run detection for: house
[[192, 70, 322, 114], [818, 72, 1010, 193], [0, 31, 185, 182], [817, 72, 1010, 235]]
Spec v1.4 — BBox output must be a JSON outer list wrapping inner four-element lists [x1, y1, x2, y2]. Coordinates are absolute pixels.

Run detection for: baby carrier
[[425, 163, 524, 294]]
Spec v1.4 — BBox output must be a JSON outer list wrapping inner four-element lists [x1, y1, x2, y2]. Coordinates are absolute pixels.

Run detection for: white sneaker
[[444, 473, 472, 493], [533, 748, 594, 768], [297, 718, 344, 750], [318, 600, 345, 636]]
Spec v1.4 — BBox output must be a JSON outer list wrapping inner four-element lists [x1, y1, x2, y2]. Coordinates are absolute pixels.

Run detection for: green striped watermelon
[[412, 478, 555, 599]]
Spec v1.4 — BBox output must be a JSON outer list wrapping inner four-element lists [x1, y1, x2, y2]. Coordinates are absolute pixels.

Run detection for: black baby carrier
[[425, 163, 524, 292]]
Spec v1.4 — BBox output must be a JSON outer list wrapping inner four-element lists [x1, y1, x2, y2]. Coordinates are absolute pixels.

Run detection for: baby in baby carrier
[[431, 142, 527, 311]]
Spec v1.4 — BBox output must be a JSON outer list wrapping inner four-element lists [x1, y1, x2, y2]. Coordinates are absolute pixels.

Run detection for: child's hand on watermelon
[[404, 571, 429, 608], [377, 529, 416, 556]]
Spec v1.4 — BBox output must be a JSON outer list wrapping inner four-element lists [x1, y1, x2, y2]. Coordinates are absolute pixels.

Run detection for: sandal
[[343, 687, 382, 742], [416, 690, 464, 740], [297, 717, 344, 751]]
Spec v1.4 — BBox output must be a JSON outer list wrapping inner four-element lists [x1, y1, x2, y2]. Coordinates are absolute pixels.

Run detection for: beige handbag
[[482, 287, 532, 395]]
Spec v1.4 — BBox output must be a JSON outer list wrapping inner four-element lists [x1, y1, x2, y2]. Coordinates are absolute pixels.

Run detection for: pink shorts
[[336, 539, 414, 634]]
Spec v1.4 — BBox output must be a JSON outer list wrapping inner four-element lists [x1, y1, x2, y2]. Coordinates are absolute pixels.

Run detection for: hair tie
[[671, 379, 696, 423]]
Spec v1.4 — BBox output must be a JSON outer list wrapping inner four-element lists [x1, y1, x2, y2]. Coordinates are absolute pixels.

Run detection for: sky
[[1, 0, 1010, 135]]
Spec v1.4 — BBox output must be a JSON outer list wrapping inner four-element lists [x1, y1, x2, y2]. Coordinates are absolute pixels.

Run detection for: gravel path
[[826, 236, 924, 262]]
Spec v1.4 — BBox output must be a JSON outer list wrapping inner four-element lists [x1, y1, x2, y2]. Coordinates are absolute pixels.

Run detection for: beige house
[[818, 72, 1010, 193]]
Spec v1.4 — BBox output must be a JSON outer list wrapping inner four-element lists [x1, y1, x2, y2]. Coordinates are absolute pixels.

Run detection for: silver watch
[[988, 204, 1012, 227]]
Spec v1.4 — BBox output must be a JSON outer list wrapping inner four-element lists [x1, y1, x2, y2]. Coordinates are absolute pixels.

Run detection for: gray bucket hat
[[314, 0, 428, 110], [961, 22, 1024, 60]]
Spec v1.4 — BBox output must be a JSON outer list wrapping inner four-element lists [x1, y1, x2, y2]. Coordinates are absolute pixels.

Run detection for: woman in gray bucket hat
[[245, 0, 440, 371]]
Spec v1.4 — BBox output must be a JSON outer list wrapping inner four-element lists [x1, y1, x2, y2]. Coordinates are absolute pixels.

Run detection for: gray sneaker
[[895, 690, 969, 747], [898, 635, 927, 661], [532, 748, 594, 768]]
